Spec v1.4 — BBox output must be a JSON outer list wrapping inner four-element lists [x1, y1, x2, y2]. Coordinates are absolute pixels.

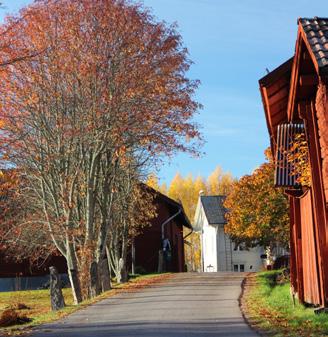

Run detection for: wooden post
[[131, 239, 136, 275], [158, 250, 163, 273], [49, 266, 65, 311]]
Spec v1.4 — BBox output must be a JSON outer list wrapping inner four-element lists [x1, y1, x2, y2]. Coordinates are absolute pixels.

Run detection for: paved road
[[31, 273, 258, 337]]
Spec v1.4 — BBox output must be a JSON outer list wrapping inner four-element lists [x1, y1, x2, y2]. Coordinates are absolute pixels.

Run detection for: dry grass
[[0, 273, 172, 336]]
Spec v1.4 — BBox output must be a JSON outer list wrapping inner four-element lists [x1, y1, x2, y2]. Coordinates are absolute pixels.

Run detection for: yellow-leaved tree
[[207, 166, 235, 195]]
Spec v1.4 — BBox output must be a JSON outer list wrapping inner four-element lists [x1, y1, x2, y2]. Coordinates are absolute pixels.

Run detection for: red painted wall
[[133, 195, 186, 273]]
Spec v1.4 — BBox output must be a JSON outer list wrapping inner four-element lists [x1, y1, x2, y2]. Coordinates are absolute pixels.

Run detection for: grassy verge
[[242, 270, 328, 336], [0, 273, 172, 336]]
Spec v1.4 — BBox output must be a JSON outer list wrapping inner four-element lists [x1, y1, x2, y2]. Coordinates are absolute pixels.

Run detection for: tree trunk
[[66, 241, 82, 304], [119, 227, 129, 283], [67, 267, 82, 304], [106, 245, 112, 282], [89, 261, 102, 298], [265, 245, 274, 269], [99, 256, 111, 292], [118, 257, 128, 283]]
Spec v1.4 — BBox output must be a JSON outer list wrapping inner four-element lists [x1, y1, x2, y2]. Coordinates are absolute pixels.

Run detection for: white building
[[193, 195, 265, 272]]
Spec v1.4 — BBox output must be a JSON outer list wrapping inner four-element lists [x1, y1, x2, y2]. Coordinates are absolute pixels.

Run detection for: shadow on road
[[34, 318, 255, 336]]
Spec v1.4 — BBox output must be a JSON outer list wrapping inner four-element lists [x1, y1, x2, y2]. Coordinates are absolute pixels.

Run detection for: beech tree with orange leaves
[[0, 0, 200, 302], [224, 150, 289, 250]]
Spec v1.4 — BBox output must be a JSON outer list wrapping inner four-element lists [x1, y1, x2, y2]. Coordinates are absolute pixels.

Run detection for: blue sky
[[2, 1, 328, 184]]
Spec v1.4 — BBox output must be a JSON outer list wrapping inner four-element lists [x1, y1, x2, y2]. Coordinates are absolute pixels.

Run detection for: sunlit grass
[[0, 273, 171, 336], [244, 270, 328, 336]]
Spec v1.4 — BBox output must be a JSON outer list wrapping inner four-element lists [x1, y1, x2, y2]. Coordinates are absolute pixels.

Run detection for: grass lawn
[[0, 273, 172, 336], [243, 270, 328, 336]]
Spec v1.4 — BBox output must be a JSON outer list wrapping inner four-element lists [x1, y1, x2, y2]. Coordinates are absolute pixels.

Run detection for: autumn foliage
[[0, 0, 200, 302], [287, 133, 311, 187], [224, 150, 289, 248], [0, 170, 19, 233]]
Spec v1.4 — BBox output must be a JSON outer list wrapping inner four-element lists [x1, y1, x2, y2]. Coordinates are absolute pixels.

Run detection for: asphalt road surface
[[31, 273, 258, 337]]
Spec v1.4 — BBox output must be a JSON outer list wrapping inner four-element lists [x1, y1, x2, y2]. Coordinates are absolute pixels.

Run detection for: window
[[275, 123, 305, 187], [233, 243, 244, 251], [234, 264, 245, 272]]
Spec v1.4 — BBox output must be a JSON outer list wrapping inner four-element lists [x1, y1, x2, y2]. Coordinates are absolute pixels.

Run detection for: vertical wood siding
[[307, 100, 328, 306], [300, 190, 321, 305], [315, 82, 328, 204]]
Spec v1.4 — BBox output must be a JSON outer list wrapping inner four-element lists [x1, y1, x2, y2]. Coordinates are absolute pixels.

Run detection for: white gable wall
[[202, 217, 218, 272], [193, 199, 218, 272]]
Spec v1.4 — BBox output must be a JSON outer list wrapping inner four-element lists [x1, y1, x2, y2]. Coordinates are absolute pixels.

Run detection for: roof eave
[[287, 26, 304, 121], [287, 19, 325, 119], [259, 58, 293, 151]]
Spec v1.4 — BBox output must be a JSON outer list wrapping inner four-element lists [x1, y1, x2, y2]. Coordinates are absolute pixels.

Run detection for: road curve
[[31, 272, 258, 337]]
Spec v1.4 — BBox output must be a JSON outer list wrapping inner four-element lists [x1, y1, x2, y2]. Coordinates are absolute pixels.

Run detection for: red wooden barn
[[260, 17, 328, 308], [132, 186, 192, 273]]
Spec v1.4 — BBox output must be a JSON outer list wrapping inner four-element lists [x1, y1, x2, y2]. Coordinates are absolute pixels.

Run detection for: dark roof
[[299, 18, 328, 69], [200, 195, 226, 225]]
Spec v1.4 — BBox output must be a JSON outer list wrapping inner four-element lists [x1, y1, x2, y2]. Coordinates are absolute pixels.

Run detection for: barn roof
[[200, 195, 226, 225], [259, 17, 328, 148], [299, 18, 328, 70], [141, 184, 192, 229]]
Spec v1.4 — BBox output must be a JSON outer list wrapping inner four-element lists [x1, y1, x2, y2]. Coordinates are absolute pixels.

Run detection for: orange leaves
[[26, 92, 39, 106], [0, 169, 21, 240], [287, 133, 311, 187], [0, 0, 200, 284], [224, 149, 289, 247], [1, 0, 199, 156]]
